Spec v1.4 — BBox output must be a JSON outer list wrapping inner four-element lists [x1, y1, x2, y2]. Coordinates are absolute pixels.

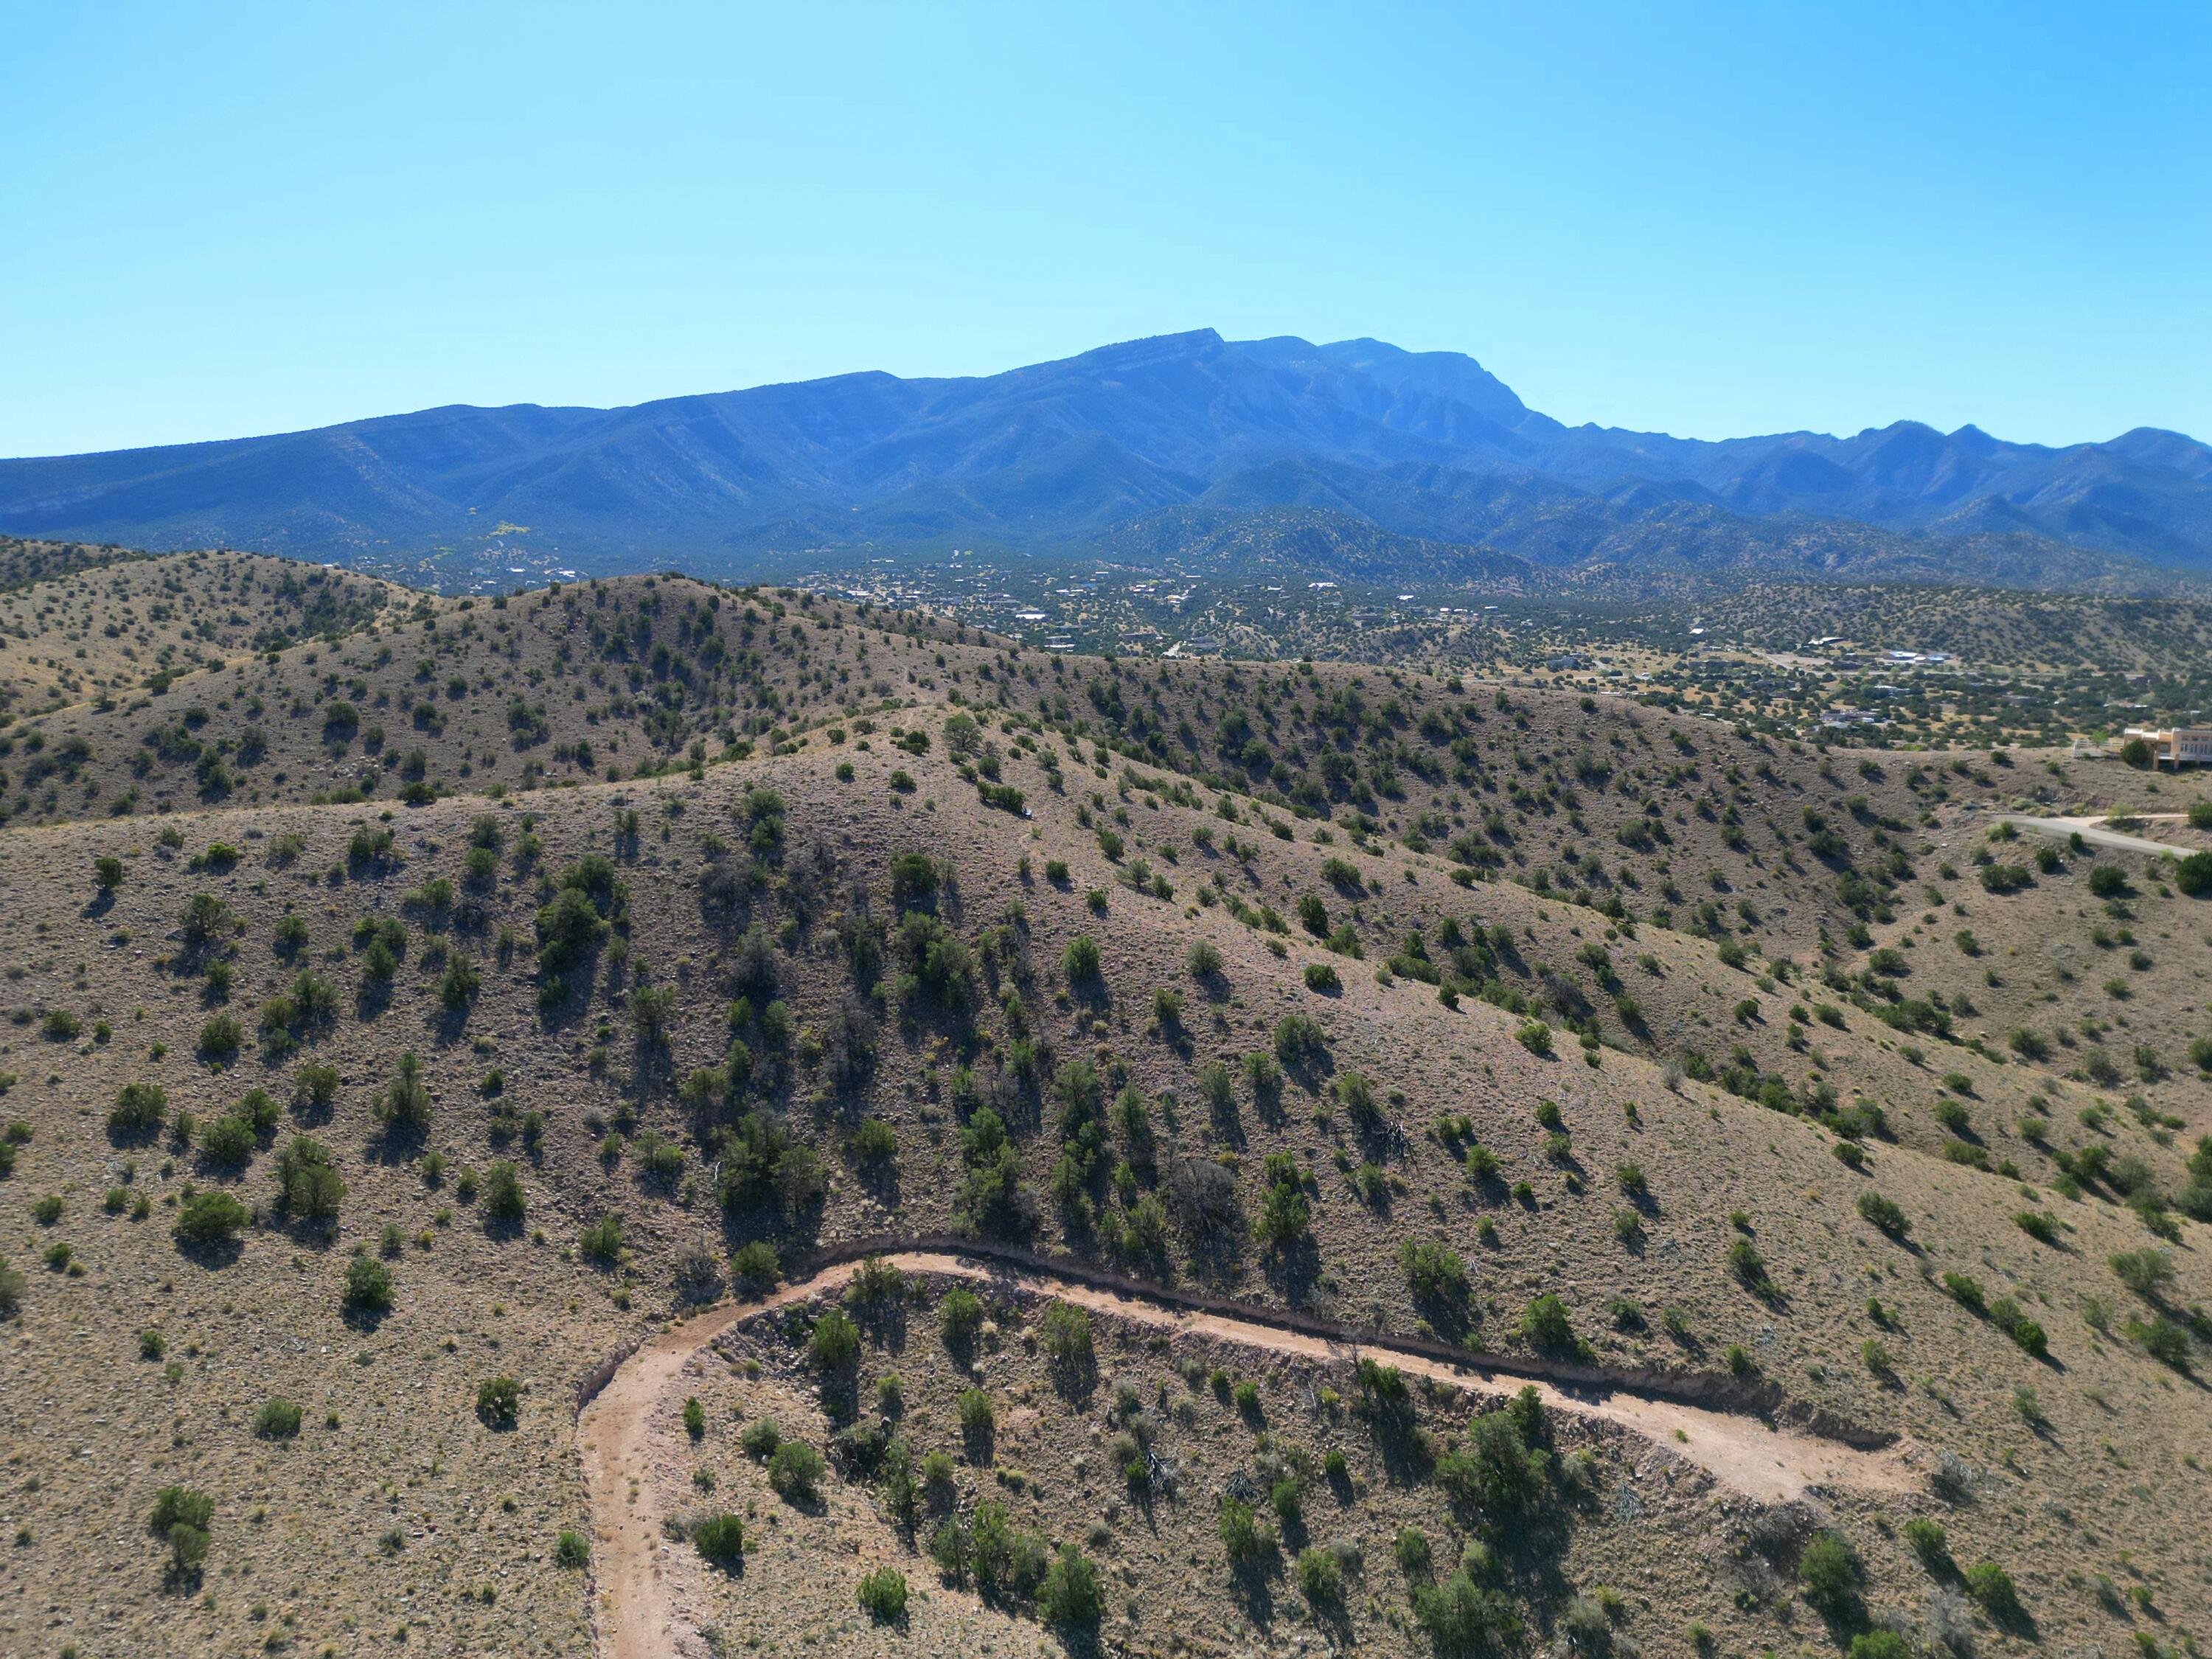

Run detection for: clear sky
[[5, 1, 2206, 457]]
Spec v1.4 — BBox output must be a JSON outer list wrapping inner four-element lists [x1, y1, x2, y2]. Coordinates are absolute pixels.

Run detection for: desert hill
[[0, 549, 2208, 1658]]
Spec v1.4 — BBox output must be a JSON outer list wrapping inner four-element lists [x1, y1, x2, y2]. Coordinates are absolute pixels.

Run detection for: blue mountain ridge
[[2, 329, 2205, 585]]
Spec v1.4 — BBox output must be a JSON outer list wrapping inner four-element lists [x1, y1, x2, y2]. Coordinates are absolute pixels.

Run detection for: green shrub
[[1798, 1529, 1861, 1619], [1964, 1560, 2023, 1621], [939, 1287, 985, 1344], [1727, 1237, 1772, 1293], [729, 1239, 780, 1290], [375, 1053, 434, 1138], [1401, 1239, 1469, 1304], [958, 1388, 995, 1436], [579, 1213, 623, 1263], [858, 1566, 908, 1621], [1062, 934, 1102, 981], [253, 1398, 303, 1440], [481, 1160, 525, 1223], [1518, 1293, 1576, 1353], [197, 1014, 243, 1063], [554, 1529, 591, 1568], [198, 1113, 256, 1166], [1295, 1545, 1343, 1604], [1040, 1301, 1093, 1363], [150, 1486, 212, 1573], [1303, 961, 1340, 992], [343, 1251, 393, 1316], [768, 1439, 825, 1498], [1904, 1517, 1951, 1569], [1413, 1571, 1522, 1655], [275, 1135, 345, 1225], [109, 1081, 167, 1137], [1218, 1496, 1268, 1564], [1273, 1012, 1327, 1065], [847, 1117, 897, 1161], [809, 1307, 860, 1370], [1041, 1545, 1103, 1624], [173, 1189, 250, 1250], [740, 1417, 782, 1459], [692, 1514, 745, 1565], [475, 1375, 521, 1427], [1855, 1191, 1908, 1237]]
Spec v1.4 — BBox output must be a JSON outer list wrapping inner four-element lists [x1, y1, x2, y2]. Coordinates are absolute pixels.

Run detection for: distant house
[[2119, 726, 2212, 767]]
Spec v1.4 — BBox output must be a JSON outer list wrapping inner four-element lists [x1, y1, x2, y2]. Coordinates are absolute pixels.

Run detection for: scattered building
[[2119, 726, 2212, 767]]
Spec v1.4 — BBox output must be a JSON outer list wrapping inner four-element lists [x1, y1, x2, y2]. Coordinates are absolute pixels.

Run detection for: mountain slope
[[3, 333, 2207, 587]]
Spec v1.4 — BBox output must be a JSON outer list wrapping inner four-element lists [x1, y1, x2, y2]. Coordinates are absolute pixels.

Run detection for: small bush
[[958, 1388, 995, 1436], [554, 1529, 591, 1568], [1727, 1237, 1772, 1294], [1062, 934, 1102, 981], [858, 1566, 908, 1621], [173, 1189, 250, 1250], [1042, 1545, 1103, 1624], [254, 1398, 303, 1440], [276, 1135, 345, 1225], [939, 1287, 985, 1345], [768, 1439, 825, 1499], [1519, 1293, 1576, 1352], [476, 1374, 521, 1427], [481, 1160, 526, 1223], [1798, 1529, 1861, 1620], [1295, 1545, 1343, 1604], [197, 1014, 244, 1064], [1040, 1301, 1093, 1364], [1964, 1559, 2023, 1622], [809, 1307, 860, 1371], [109, 1081, 167, 1137], [1218, 1497, 1268, 1564], [692, 1514, 745, 1565], [1904, 1517, 1950, 1568], [1855, 1191, 1908, 1237], [729, 1239, 780, 1290], [580, 1213, 623, 1263], [343, 1252, 393, 1316]]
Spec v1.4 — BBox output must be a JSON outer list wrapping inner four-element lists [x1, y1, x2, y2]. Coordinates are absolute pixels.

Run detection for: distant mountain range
[[4, 329, 2208, 592]]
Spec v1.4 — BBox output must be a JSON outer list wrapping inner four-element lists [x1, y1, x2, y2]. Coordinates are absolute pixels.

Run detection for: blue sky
[[5, 1, 2205, 456]]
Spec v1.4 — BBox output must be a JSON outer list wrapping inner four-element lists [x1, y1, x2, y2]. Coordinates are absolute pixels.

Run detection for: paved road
[[1996, 813, 2194, 859]]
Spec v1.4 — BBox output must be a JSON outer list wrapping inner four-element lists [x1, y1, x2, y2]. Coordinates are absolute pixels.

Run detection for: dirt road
[[577, 1251, 1918, 1659]]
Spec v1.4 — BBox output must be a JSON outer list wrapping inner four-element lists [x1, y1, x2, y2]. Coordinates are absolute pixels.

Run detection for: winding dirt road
[[577, 1251, 1918, 1659]]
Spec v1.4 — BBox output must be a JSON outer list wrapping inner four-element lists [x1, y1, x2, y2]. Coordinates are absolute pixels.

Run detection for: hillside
[[3, 333, 2205, 591], [0, 544, 406, 719], [1, 551, 2209, 1658]]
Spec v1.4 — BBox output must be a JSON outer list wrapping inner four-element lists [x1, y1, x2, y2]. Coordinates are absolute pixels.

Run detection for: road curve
[[577, 1251, 1919, 1659], [1997, 812, 2194, 858]]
